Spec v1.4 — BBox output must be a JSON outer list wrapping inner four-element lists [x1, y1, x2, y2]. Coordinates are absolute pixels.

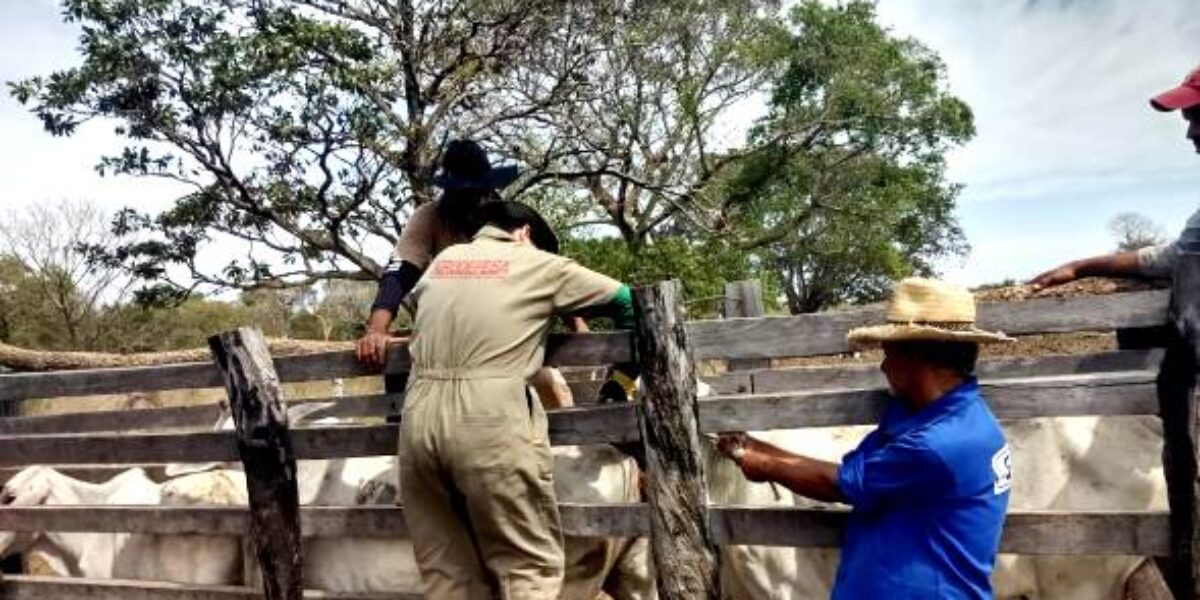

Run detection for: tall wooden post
[[1158, 250, 1200, 599], [723, 280, 769, 372], [208, 327, 303, 600], [634, 280, 719, 599]]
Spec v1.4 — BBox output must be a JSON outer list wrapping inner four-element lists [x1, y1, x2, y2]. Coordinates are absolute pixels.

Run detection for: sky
[[0, 0, 1198, 287]]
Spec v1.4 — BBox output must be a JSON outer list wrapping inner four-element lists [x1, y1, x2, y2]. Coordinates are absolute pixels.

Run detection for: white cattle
[[0, 465, 247, 584], [294, 451, 422, 593], [701, 415, 1167, 600], [584, 377, 1168, 600]]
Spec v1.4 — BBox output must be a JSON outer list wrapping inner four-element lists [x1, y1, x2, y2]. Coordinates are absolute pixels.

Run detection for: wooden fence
[[0, 266, 1196, 599]]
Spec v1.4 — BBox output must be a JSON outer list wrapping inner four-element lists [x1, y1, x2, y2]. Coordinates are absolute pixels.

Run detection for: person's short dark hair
[[474, 201, 560, 254], [890, 340, 979, 377]]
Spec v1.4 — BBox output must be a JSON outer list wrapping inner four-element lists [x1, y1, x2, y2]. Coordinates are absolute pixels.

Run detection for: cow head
[[0, 466, 56, 557]]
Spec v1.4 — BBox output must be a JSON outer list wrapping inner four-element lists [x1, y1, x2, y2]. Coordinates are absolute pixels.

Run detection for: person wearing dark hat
[[1030, 65, 1200, 289], [357, 139, 522, 367], [399, 200, 637, 599], [717, 278, 1013, 599]]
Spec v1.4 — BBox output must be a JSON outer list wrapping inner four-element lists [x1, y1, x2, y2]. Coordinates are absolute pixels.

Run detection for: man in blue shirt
[[718, 278, 1013, 599]]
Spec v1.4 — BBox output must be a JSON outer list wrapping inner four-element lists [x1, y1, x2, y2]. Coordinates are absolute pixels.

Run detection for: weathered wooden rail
[[0, 281, 1194, 598]]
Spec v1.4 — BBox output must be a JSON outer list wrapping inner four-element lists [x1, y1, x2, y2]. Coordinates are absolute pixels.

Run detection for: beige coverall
[[400, 226, 623, 599]]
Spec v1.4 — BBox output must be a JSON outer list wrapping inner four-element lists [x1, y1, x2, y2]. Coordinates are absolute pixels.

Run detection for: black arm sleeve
[[370, 260, 424, 315]]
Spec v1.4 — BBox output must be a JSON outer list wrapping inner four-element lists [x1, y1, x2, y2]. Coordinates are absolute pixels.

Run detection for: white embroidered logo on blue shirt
[[991, 444, 1012, 495]]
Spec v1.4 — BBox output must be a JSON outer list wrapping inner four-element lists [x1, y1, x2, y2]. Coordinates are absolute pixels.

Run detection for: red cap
[[1151, 66, 1200, 112]]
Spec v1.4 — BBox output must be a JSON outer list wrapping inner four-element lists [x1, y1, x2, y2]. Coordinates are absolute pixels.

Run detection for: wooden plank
[[0, 394, 390, 436], [702, 372, 1159, 431], [0, 333, 633, 403], [0, 503, 1167, 556], [209, 327, 303, 600], [0, 576, 417, 600], [723, 281, 770, 371], [0, 372, 1157, 467], [688, 289, 1170, 361], [0, 404, 227, 435], [752, 349, 1164, 394], [0, 506, 409, 538], [0, 503, 646, 540], [1158, 249, 1200, 598], [634, 281, 719, 599], [559, 502, 650, 538], [0, 362, 221, 403], [0, 290, 1166, 404], [708, 507, 1170, 555], [548, 403, 640, 445], [0, 430, 241, 467], [0, 414, 643, 468]]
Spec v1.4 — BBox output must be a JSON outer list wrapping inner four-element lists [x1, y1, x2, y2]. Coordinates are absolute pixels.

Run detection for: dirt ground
[[770, 277, 1161, 369]]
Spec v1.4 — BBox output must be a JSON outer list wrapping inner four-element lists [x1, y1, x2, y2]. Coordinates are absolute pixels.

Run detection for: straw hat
[[847, 278, 1015, 347]]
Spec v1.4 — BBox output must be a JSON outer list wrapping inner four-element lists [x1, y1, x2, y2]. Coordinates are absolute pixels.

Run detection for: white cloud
[[875, 0, 1200, 285]]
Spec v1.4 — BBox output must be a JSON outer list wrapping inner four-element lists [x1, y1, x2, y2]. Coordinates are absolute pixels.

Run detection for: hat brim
[[434, 165, 521, 190], [1151, 85, 1200, 112], [847, 323, 1016, 347]]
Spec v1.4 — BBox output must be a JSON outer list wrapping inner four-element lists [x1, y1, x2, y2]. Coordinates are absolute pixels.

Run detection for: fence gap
[[634, 280, 719, 599], [208, 327, 303, 600], [1158, 250, 1200, 599]]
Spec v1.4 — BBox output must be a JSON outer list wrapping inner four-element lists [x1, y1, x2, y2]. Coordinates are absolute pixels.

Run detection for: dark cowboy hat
[[433, 139, 521, 190]]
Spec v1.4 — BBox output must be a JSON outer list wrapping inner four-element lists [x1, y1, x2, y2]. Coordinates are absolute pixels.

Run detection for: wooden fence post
[[723, 280, 769, 372], [634, 280, 719, 599], [208, 327, 303, 600], [1158, 250, 1200, 599]]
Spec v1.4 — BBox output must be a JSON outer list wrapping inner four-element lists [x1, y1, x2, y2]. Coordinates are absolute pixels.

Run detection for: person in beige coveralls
[[401, 201, 637, 599]]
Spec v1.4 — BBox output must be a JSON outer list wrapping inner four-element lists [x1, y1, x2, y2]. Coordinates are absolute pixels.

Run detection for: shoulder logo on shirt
[[991, 443, 1012, 495], [432, 259, 510, 279]]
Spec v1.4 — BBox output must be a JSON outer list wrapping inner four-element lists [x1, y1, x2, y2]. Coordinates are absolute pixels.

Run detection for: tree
[[717, 1, 972, 313], [11, 0, 787, 297], [10, 0, 612, 295], [564, 236, 774, 320], [312, 280, 379, 340], [14, 1, 970, 317], [514, 0, 790, 248], [1108, 212, 1167, 252], [0, 199, 132, 347]]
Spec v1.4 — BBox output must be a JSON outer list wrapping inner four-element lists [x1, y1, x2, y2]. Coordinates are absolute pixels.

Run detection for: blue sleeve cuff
[[837, 450, 870, 509]]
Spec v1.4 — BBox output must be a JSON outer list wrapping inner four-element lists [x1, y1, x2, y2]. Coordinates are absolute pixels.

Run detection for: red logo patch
[[432, 259, 510, 279]]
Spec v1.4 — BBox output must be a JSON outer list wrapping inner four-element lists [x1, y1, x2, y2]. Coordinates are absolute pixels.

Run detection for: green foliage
[[563, 236, 776, 319], [0, 257, 77, 350], [11, 0, 973, 321], [717, 1, 971, 313]]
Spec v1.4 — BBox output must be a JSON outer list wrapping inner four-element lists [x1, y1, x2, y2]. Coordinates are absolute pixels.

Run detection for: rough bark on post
[[723, 280, 769, 372], [208, 327, 303, 600], [1157, 250, 1200, 599], [634, 280, 719, 599]]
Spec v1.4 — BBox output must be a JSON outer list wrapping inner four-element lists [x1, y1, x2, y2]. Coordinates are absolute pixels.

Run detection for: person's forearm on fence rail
[[358, 260, 423, 368], [1028, 251, 1148, 290], [718, 434, 843, 503]]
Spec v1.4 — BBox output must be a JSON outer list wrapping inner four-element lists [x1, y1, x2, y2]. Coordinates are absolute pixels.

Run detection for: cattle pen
[[2, 259, 1200, 599]]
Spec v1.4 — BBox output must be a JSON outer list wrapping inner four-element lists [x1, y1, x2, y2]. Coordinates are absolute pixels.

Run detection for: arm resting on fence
[[1029, 251, 1147, 289]]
